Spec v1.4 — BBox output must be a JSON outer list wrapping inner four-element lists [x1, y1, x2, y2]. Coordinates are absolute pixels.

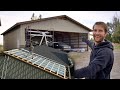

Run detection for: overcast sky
[[0, 11, 120, 45]]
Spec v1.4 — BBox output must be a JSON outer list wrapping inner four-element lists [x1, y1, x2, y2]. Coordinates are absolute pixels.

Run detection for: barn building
[[1, 15, 92, 51]]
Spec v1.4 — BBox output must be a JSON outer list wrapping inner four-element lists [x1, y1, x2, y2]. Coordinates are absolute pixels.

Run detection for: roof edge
[[1, 15, 92, 35]]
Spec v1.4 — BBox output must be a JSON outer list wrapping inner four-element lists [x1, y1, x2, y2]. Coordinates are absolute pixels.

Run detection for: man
[[74, 21, 114, 79]]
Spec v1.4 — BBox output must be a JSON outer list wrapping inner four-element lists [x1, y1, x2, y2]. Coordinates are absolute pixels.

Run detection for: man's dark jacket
[[74, 39, 114, 79]]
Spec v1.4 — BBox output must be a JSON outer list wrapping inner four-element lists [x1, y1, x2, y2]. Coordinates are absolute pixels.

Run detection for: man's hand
[[82, 37, 87, 42]]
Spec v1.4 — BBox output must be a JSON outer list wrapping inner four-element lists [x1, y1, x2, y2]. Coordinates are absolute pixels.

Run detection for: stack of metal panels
[[32, 45, 70, 66]]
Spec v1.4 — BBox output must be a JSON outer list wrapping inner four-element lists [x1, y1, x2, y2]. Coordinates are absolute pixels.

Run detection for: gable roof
[[1, 15, 92, 35]]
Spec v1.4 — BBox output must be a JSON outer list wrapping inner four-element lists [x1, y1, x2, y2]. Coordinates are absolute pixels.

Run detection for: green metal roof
[[3, 48, 71, 79]]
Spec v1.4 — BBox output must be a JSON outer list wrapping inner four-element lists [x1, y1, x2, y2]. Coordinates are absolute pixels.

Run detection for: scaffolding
[[27, 30, 53, 46]]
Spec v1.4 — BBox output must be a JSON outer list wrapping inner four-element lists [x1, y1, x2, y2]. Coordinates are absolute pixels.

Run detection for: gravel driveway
[[111, 49, 120, 79], [68, 49, 120, 79]]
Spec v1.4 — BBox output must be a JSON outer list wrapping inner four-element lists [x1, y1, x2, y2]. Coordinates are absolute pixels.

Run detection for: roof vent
[[31, 13, 38, 20], [38, 14, 42, 19]]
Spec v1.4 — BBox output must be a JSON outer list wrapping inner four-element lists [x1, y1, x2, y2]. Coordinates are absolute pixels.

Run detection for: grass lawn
[[113, 43, 120, 51], [0, 45, 3, 53]]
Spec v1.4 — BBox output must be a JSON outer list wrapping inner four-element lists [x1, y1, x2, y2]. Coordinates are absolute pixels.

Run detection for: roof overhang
[[1, 15, 92, 35]]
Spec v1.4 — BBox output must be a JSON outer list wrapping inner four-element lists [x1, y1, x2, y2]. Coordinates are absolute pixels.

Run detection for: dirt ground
[[68, 49, 120, 79]]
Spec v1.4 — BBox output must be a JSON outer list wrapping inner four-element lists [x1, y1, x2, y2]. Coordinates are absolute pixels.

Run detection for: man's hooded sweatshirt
[[74, 39, 114, 79]]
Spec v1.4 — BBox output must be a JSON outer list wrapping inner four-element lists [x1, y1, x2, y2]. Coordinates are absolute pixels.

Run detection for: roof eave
[[1, 15, 92, 35], [63, 15, 92, 32], [1, 23, 21, 35]]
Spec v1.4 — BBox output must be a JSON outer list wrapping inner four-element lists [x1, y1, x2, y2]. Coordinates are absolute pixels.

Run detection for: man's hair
[[93, 21, 108, 33]]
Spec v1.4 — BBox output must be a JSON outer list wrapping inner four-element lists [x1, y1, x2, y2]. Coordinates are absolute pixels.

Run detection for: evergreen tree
[[106, 15, 120, 43]]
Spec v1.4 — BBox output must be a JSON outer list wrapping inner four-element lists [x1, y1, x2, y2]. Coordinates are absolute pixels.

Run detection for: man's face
[[93, 25, 107, 44]]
